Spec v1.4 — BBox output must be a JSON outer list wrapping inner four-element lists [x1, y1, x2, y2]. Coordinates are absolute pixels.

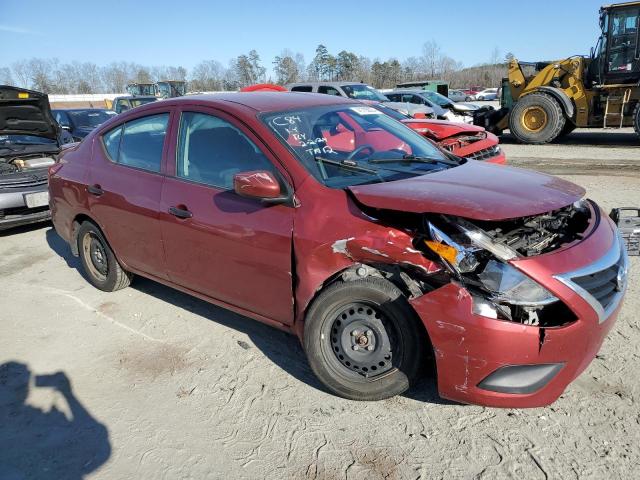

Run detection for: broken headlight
[[426, 220, 558, 307]]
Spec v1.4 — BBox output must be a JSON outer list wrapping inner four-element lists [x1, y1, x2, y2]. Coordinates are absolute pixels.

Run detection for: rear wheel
[[303, 277, 426, 401], [509, 92, 566, 144], [77, 221, 132, 292]]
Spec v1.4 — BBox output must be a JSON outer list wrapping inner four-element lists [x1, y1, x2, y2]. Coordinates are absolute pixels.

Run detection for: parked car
[[111, 95, 157, 114], [473, 88, 499, 101], [382, 101, 435, 119], [0, 85, 65, 230], [463, 86, 483, 96], [385, 89, 481, 123], [448, 89, 473, 102], [49, 92, 628, 408], [286, 81, 389, 102], [52, 108, 117, 141], [371, 103, 505, 164]]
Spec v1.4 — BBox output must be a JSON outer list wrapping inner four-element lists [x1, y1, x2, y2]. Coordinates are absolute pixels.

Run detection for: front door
[[159, 108, 295, 325]]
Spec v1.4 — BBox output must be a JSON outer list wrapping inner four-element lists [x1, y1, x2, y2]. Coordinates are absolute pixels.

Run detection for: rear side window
[[101, 113, 169, 172], [176, 112, 275, 189], [291, 85, 312, 92], [318, 86, 341, 96]]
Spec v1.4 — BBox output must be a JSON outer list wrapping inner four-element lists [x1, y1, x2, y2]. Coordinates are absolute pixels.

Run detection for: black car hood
[[0, 85, 59, 141]]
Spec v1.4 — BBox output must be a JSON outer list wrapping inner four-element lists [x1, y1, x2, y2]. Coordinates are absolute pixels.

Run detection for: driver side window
[[176, 112, 276, 189]]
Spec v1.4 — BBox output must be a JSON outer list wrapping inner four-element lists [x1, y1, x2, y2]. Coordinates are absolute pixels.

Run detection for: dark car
[[52, 109, 117, 141], [49, 92, 627, 407], [0, 85, 66, 231], [111, 95, 157, 114]]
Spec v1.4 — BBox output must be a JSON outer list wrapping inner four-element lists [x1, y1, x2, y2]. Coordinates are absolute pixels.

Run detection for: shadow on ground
[[500, 131, 639, 147], [45, 227, 454, 406], [0, 362, 111, 479]]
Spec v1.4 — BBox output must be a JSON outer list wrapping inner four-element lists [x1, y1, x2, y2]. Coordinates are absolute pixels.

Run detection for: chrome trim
[[554, 233, 629, 323]]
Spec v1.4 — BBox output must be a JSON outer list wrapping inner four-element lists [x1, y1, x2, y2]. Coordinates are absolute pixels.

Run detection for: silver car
[[0, 86, 62, 231]]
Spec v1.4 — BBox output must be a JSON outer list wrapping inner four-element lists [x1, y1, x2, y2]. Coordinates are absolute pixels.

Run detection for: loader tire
[[509, 92, 566, 144], [633, 103, 640, 137], [558, 122, 576, 138]]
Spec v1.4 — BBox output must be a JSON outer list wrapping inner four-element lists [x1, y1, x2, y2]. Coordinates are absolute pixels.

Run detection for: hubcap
[[329, 303, 395, 378], [521, 106, 548, 132], [82, 232, 108, 281]]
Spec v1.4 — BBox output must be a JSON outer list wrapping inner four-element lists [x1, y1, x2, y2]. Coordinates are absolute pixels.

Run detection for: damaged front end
[[419, 200, 592, 327]]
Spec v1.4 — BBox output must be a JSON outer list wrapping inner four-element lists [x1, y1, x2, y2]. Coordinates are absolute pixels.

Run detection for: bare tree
[[0, 67, 14, 85], [190, 60, 226, 91]]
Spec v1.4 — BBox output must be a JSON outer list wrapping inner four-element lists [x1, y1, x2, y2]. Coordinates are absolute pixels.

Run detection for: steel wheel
[[82, 231, 109, 282], [325, 302, 398, 379], [521, 106, 548, 132]]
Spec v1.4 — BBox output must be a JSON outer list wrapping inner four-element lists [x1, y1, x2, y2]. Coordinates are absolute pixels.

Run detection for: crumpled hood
[[402, 118, 485, 140], [0, 85, 59, 140], [347, 161, 585, 221]]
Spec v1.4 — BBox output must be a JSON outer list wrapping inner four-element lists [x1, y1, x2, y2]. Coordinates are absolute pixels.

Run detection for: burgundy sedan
[[49, 93, 628, 407]]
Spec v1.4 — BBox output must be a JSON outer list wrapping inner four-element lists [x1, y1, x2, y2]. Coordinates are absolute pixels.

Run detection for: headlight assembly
[[426, 219, 557, 307]]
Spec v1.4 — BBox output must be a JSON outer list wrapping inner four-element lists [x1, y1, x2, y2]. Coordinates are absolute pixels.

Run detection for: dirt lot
[[0, 130, 638, 479]]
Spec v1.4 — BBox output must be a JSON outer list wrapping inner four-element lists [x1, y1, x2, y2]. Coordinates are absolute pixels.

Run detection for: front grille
[[554, 234, 629, 323], [466, 145, 501, 161], [0, 171, 48, 188]]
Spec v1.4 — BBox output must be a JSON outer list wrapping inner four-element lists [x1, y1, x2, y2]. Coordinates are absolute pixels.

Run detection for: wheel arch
[[524, 87, 575, 120]]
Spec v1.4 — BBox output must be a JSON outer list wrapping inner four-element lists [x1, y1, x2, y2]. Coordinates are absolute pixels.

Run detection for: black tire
[[558, 121, 576, 138], [509, 92, 566, 144], [633, 103, 640, 137], [303, 277, 426, 401], [77, 221, 132, 292]]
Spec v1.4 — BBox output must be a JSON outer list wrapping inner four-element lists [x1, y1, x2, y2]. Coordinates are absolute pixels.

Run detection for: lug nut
[[351, 330, 359, 336], [366, 330, 373, 336], [353, 345, 359, 351], [367, 345, 374, 351]]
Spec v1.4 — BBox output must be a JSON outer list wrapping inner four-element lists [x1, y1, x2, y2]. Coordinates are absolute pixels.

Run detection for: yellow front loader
[[490, 1, 640, 144]]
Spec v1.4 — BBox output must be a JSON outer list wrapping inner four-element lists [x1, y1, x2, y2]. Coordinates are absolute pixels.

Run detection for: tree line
[[0, 42, 511, 94]]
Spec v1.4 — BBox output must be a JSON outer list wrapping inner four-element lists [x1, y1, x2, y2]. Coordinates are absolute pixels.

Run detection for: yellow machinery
[[493, 1, 640, 143]]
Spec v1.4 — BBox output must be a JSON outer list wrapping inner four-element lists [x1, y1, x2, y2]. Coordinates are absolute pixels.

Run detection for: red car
[[372, 103, 506, 164], [49, 93, 628, 407]]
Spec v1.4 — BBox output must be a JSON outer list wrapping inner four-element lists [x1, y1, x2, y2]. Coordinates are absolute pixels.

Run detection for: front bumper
[[411, 210, 627, 408], [0, 182, 51, 231]]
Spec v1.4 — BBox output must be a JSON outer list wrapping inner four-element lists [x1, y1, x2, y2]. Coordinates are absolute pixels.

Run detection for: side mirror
[[233, 170, 289, 204]]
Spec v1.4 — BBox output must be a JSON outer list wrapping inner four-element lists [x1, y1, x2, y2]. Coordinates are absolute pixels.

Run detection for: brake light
[[49, 162, 64, 177]]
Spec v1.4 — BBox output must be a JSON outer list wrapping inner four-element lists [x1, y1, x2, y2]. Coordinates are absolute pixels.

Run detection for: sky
[[0, 0, 609, 76]]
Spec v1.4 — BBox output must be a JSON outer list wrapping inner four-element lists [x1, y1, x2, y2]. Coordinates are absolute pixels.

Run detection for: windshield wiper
[[369, 154, 458, 166], [314, 156, 387, 183]]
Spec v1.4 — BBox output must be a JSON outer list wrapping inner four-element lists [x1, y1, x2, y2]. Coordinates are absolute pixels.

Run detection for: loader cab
[[595, 3, 640, 84]]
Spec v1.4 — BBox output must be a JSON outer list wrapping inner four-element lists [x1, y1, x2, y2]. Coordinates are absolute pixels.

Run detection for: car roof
[[166, 91, 359, 112], [287, 81, 366, 87], [389, 89, 429, 94]]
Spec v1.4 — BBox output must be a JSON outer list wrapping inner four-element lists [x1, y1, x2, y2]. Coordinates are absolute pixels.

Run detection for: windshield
[[419, 91, 454, 107], [68, 110, 116, 128], [262, 104, 460, 188], [341, 84, 389, 102], [0, 134, 56, 146]]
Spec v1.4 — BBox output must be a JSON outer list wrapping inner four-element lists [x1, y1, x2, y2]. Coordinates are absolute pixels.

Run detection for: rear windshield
[[340, 84, 389, 102], [68, 110, 116, 128]]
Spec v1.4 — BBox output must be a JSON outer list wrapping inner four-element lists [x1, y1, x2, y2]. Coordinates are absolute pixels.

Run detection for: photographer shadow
[[0, 361, 111, 480]]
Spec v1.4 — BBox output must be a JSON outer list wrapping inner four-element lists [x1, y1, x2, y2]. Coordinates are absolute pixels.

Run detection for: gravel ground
[[0, 137, 638, 479]]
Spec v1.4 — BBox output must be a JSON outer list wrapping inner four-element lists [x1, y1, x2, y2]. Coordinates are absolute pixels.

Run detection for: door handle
[[87, 184, 104, 196], [168, 205, 193, 219]]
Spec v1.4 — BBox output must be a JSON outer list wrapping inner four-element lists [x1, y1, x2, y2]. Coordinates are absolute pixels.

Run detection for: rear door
[[87, 108, 173, 279], [159, 106, 295, 325]]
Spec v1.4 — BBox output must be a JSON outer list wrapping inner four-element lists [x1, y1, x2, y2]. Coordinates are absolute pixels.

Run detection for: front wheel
[[303, 277, 426, 401], [509, 92, 566, 144]]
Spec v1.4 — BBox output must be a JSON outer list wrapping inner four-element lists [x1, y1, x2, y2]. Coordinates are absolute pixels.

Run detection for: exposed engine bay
[[414, 201, 592, 327], [0, 153, 56, 175]]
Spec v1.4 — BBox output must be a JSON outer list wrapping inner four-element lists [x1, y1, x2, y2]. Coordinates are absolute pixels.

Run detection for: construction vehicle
[[155, 80, 187, 99], [125, 83, 157, 97], [489, 1, 640, 144]]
